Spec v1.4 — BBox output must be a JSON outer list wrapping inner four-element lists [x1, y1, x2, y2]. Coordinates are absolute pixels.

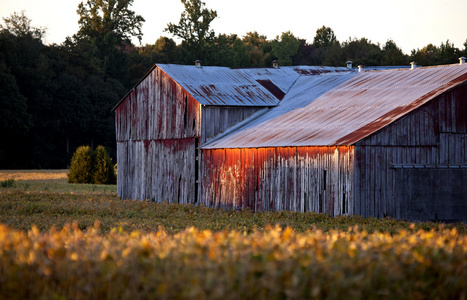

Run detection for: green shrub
[[67, 146, 92, 184], [92, 145, 116, 185], [67, 145, 116, 185], [0, 178, 15, 188]]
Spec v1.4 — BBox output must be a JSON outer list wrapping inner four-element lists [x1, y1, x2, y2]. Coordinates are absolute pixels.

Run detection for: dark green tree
[[126, 37, 179, 87], [313, 26, 338, 49], [321, 43, 343, 66], [0, 10, 45, 39], [76, 0, 144, 45], [76, 0, 145, 82], [242, 31, 271, 67], [341, 37, 383, 66], [0, 61, 31, 167], [165, 0, 217, 64], [293, 40, 321, 65], [410, 40, 461, 67], [381, 39, 408, 66], [410, 43, 438, 66], [437, 40, 460, 65], [208, 34, 250, 67], [312, 26, 340, 65], [152, 36, 178, 63], [271, 31, 301, 66], [0, 11, 64, 168]]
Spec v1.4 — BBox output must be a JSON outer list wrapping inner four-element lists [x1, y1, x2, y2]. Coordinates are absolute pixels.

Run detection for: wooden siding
[[395, 168, 467, 222], [354, 84, 467, 221], [201, 106, 265, 143], [117, 139, 196, 202], [115, 67, 202, 142], [201, 146, 354, 215], [115, 67, 202, 202]]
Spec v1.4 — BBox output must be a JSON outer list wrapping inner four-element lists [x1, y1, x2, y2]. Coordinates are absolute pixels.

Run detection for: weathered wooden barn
[[113, 63, 348, 203], [114, 60, 467, 222]]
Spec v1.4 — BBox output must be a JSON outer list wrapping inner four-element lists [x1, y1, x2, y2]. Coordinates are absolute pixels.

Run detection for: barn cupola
[[459, 57, 466, 65], [195, 60, 202, 68], [272, 60, 279, 69]]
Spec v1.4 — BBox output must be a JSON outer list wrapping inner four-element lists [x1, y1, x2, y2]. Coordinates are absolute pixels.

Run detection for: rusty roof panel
[[256, 80, 285, 100], [158, 64, 350, 106], [159, 64, 285, 106], [202, 64, 467, 148]]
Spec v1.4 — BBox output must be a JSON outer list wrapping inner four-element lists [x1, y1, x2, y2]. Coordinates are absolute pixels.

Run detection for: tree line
[[1, 0, 466, 169]]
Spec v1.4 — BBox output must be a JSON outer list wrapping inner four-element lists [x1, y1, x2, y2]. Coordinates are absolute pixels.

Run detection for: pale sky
[[1, 0, 466, 55]]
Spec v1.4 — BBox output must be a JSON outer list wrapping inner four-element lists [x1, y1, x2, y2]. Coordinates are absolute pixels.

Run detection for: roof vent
[[410, 61, 417, 70], [195, 60, 202, 68], [459, 57, 466, 65], [272, 60, 279, 69], [346, 61, 353, 69], [358, 65, 364, 73]]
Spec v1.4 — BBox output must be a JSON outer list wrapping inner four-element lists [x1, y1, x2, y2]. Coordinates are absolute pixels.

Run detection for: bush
[[92, 145, 116, 185], [0, 178, 15, 188], [67, 146, 92, 184], [68, 145, 116, 185]]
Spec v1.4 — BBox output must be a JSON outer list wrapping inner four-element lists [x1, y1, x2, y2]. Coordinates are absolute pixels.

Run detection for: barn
[[114, 59, 467, 222]]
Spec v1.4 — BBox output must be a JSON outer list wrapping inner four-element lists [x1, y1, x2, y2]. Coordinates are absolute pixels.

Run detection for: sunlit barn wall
[[201, 146, 354, 216]]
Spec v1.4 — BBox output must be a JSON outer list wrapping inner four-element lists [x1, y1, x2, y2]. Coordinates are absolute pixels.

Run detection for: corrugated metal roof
[[112, 64, 351, 110], [158, 64, 350, 106], [158, 64, 282, 106], [202, 63, 467, 148]]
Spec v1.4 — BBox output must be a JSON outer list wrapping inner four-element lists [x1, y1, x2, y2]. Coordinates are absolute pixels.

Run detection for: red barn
[[114, 60, 467, 222]]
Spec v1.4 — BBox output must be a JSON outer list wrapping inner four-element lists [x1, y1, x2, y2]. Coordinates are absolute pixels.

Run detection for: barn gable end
[[354, 82, 467, 222], [115, 66, 202, 202]]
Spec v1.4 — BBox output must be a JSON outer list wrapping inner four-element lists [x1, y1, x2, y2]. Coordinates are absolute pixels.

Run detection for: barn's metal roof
[[113, 64, 351, 110], [202, 63, 467, 148], [158, 64, 350, 106]]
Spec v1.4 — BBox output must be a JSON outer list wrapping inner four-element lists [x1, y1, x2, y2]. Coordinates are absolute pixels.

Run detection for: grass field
[[1, 170, 465, 234], [0, 170, 466, 299]]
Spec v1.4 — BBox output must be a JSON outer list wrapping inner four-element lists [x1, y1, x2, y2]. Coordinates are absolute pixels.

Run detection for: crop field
[[0, 170, 466, 299]]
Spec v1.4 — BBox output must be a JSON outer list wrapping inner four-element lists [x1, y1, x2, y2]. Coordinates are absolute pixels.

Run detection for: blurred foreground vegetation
[[0, 171, 466, 299]]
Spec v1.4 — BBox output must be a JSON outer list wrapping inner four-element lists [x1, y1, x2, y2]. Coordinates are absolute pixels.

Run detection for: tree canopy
[[165, 0, 218, 63], [271, 31, 301, 66], [313, 26, 338, 49], [0, 10, 45, 39], [0, 3, 466, 169], [76, 0, 144, 45]]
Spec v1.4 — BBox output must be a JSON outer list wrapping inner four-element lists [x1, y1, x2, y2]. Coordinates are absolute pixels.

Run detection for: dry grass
[[0, 170, 465, 236], [0, 169, 68, 181], [0, 170, 116, 194]]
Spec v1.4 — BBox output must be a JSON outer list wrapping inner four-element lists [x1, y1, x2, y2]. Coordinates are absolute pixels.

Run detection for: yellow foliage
[[0, 223, 465, 299]]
